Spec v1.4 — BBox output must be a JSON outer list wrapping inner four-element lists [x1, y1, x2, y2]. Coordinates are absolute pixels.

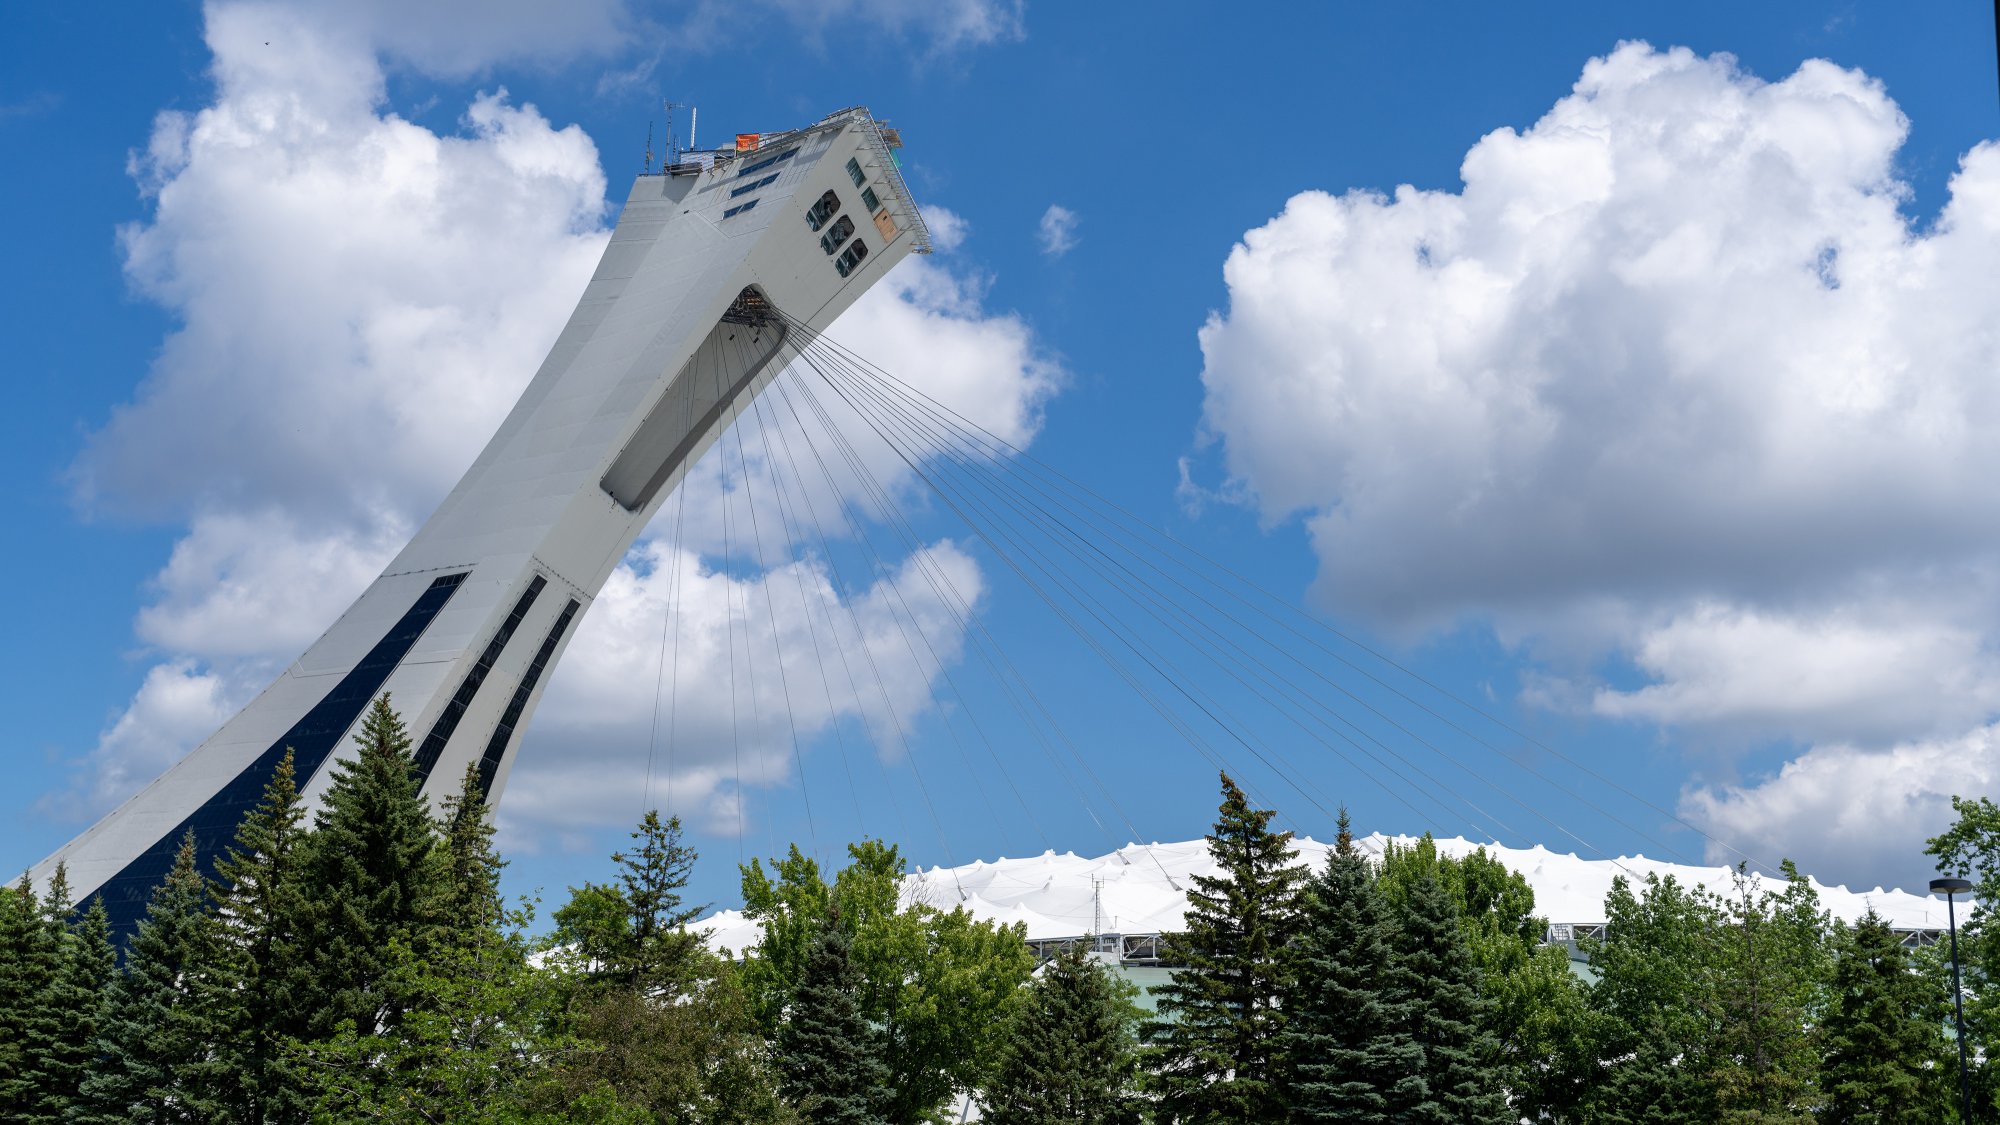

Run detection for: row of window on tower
[[807, 156, 895, 279]]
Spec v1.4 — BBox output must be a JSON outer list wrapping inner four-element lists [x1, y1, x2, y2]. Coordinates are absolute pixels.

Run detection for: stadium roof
[[697, 835, 1960, 953]]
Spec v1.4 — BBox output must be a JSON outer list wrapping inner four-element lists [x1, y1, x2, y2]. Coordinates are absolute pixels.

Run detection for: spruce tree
[[612, 809, 703, 988], [24, 891, 115, 1124], [1819, 912, 1948, 1124], [551, 808, 704, 992], [1388, 870, 1509, 1125], [1592, 1019, 1720, 1125], [74, 832, 233, 1125], [0, 869, 61, 1118], [982, 944, 1144, 1125], [297, 694, 440, 1038], [0, 876, 38, 1093], [1145, 772, 1306, 1124], [206, 747, 313, 1125], [1282, 810, 1418, 1123], [424, 761, 508, 956], [775, 912, 890, 1125]]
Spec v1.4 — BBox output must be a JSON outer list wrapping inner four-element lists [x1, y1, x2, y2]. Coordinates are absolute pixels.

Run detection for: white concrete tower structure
[[38, 107, 930, 936]]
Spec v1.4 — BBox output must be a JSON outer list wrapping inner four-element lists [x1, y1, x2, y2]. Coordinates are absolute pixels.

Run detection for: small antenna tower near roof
[[663, 99, 684, 165]]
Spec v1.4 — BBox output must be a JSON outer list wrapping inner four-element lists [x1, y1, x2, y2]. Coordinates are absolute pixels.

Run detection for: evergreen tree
[[1282, 810, 1417, 1124], [205, 747, 313, 1125], [551, 808, 703, 991], [74, 832, 233, 1125], [302, 913, 611, 1123], [0, 870, 61, 1118], [982, 945, 1145, 1125], [1819, 911, 1948, 1124], [1376, 832, 1595, 1117], [425, 762, 508, 954], [1144, 772, 1306, 1124], [1387, 870, 1509, 1125], [297, 694, 440, 1039], [775, 911, 890, 1125], [0, 879, 33, 1079], [1592, 1018, 1721, 1125], [24, 892, 116, 1124], [549, 815, 795, 1124]]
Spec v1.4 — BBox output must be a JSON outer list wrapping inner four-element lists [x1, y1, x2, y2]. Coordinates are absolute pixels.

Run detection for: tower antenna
[[663, 99, 684, 167], [688, 105, 698, 153], [644, 121, 653, 174]]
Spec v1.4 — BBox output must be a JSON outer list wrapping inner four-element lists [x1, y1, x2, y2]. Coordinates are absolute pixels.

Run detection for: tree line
[[0, 703, 1993, 1123]]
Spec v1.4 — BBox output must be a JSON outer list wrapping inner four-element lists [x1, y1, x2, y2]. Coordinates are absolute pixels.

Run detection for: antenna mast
[[663, 100, 684, 167]]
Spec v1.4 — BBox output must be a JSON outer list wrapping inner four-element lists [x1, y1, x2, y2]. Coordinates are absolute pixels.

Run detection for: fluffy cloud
[[1589, 602, 2000, 746], [1037, 204, 1078, 257], [1683, 727, 2000, 893], [57, 2, 1058, 842], [1194, 42, 2000, 880]]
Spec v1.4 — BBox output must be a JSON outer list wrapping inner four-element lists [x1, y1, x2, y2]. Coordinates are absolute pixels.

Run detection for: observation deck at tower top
[[641, 105, 935, 256]]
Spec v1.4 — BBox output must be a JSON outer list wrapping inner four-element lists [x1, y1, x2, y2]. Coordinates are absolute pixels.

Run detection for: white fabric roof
[[697, 835, 1959, 953]]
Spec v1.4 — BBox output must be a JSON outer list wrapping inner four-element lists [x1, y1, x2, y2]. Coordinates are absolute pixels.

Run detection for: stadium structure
[[698, 835, 1959, 991], [33, 107, 930, 937]]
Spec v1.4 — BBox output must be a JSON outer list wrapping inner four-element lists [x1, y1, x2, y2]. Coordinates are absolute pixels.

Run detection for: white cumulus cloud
[[1193, 41, 2000, 883], [1683, 727, 2000, 893]]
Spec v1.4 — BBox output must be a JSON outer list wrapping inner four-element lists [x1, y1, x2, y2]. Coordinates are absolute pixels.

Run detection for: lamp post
[[1933, 876, 1975, 1123]]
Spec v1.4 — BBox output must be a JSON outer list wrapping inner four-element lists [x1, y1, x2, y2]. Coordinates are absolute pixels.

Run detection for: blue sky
[[3, 1, 1998, 915]]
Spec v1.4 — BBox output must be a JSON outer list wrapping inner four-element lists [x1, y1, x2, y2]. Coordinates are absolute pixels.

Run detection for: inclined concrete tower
[[37, 107, 929, 935]]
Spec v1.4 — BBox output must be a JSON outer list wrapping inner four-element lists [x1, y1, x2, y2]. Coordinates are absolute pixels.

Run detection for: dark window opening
[[730, 174, 778, 198], [845, 157, 866, 187], [805, 190, 841, 232], [722, 199, 758, 219], [834, 239, 869, 277], [411, 575, 547, 785], [475, 599, 580, 798], [819, 214, 856, 255], [736, 148, 796, 177], [860, 187, 881, 213]]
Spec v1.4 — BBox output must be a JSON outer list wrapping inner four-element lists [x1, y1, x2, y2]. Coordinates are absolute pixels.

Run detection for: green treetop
[[774, 911, 891, 1125], [0, 869, 62, 1119], [205, 746, 313, 1125], [297, 694, 440, 1039], [1387, 869, 1511, 1125], [1144, 772, 1306, 1125], [1282, 810, 1417, 1124], [982, 944, 1144, 1125], [741, 838, 1033, 1125], [74, 832, 234, 1125], [1819, 910, 1949, 1124]]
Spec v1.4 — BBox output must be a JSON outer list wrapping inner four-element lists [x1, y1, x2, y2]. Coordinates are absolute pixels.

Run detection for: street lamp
[[1933, 876, 1975, 1123]]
